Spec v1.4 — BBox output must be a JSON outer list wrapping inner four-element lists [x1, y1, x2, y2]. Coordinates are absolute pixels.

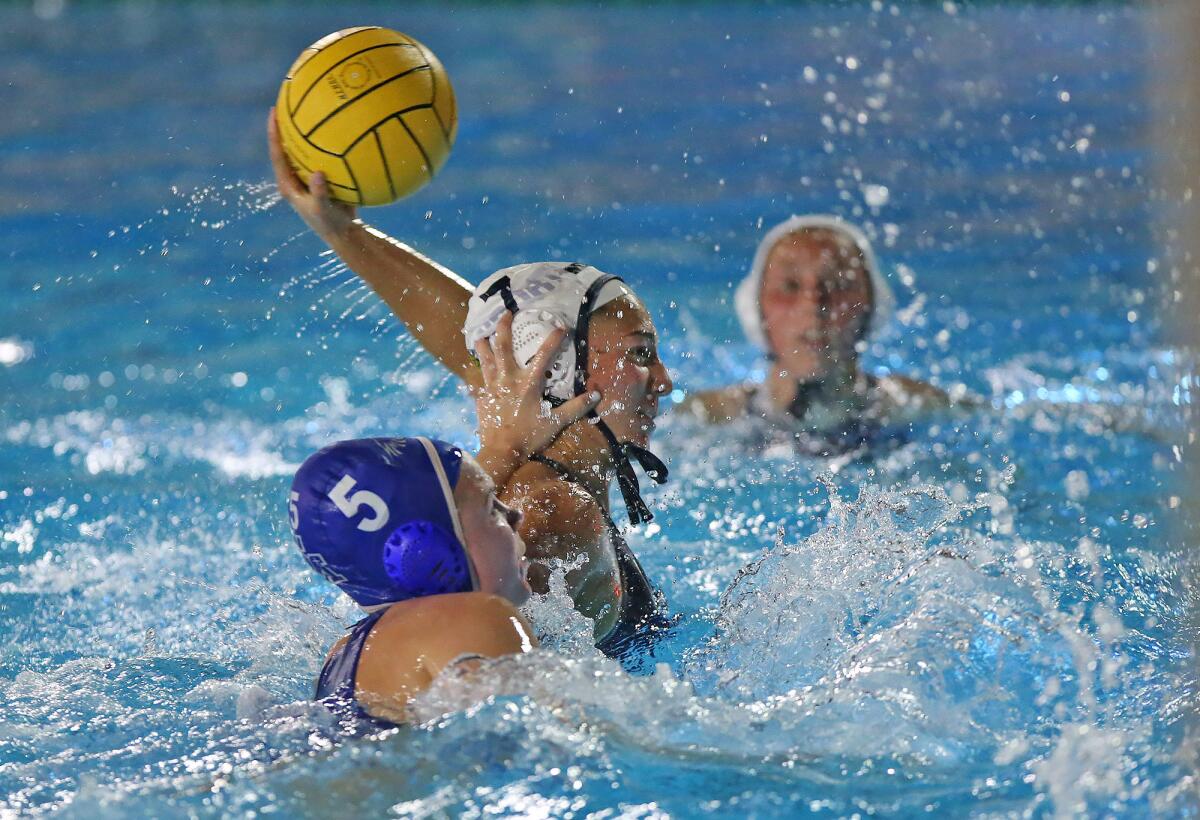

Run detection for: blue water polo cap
[[289, 437, 477, 610]]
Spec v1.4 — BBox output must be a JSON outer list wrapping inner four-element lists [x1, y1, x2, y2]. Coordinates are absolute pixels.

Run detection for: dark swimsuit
[[315, 609, 492, 731], [745, 379, 881, 455], [315, 609, 399, 732], [530, 454, 671, 660]]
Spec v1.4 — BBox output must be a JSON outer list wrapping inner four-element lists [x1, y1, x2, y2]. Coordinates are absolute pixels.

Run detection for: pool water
[[1, 2, 1195, 816]]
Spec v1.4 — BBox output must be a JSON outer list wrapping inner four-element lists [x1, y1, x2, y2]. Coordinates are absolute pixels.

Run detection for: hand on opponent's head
[[472, 311, 600, 472], [267, 107, 357, 245]]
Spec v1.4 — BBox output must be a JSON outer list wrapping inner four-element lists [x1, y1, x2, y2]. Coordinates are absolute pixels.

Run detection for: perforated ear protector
[[466, 263, 628, 403], [512, 309, 576, 400], [382, 520, 473, 598]]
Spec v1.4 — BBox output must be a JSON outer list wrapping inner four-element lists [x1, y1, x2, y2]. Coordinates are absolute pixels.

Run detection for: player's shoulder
[[501, 462, 605, 538], [434, 591, 523, 621], [679, 384, 754, 423], [875, 373, 950, 407], [354, 593, 533, 720], [372, 592, 522, 644]]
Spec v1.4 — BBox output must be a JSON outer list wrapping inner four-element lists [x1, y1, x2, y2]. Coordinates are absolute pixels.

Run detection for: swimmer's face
[[454, 457, 531, 606], [586, 295, 674, 447], [760, 230, 873, 380]]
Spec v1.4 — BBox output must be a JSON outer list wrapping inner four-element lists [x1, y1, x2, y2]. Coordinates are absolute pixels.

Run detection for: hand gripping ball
[[276, 27, 457, 206]]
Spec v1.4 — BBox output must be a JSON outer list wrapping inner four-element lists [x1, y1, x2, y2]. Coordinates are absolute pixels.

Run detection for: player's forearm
[[328, 221, 480, 385], [474, 443, 525, 490]]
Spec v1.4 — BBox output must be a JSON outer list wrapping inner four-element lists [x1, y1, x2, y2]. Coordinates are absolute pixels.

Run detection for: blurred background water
[[1, 2, 1195, 817]]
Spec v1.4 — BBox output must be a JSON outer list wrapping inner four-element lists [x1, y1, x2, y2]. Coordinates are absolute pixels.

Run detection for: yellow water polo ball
[[276, 26, 457, 206]]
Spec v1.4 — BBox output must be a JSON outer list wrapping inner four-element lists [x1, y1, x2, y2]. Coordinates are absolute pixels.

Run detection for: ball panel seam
[[372, 129, 397, 203], [290, 42, 421, 118], [301, 65, 431, 140], [332, 103, 435, 159], [396, 115, 434, 184]]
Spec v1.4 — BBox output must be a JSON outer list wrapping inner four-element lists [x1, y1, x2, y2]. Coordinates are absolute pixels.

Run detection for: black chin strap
[[568, 268, 668, 525], [541, 395, 668, 525], [592, 415, 668, 525]]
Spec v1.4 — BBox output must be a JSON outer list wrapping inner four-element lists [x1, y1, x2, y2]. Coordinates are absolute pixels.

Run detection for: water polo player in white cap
[[683, 215, 962, 449], [270, 112, 674, 659]]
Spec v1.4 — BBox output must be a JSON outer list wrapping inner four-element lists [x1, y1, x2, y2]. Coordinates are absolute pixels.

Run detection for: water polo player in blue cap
[[292, 325, 600, 726], [270, 112, 673, 658]]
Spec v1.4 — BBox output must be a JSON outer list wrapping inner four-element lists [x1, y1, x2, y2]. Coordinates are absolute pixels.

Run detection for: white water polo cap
[[463, 262, 633, 402], [734, 215, 896, 352], [463, 261, 668, 525]]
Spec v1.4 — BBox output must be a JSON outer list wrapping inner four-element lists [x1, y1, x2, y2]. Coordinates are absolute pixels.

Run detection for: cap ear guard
[[382, 521, 475, 599], [511, 310, 576, 400], [463, 262, 630, 403]]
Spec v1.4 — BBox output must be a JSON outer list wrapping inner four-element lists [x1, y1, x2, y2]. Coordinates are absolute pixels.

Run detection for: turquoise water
[[1, 2, 1195, 816]]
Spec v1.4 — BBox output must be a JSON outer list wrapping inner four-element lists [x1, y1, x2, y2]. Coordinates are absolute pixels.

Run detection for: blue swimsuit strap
[[315, 609, 398, 730]]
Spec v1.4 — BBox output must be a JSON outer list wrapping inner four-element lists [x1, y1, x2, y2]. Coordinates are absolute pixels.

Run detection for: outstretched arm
[[268, 109, 481, 387]]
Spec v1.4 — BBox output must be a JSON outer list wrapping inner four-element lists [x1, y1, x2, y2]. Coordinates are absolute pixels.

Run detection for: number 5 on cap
[[288, 491, 301, 530], [328, 475, 390, 532]]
